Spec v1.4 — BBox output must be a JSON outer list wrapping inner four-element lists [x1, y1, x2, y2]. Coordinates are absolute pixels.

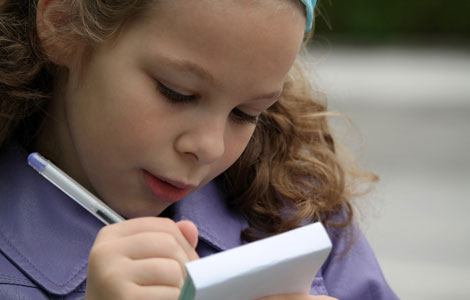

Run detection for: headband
[[300, 0, 317, 32]]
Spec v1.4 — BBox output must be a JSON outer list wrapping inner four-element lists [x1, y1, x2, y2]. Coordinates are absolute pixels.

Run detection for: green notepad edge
[[178, 276, 195, 300]]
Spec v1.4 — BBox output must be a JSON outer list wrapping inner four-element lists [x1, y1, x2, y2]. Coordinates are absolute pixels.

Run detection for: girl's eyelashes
[[156, 81, 258, 125], [231, 108, 258, 124], [157, 81, 198, 103]]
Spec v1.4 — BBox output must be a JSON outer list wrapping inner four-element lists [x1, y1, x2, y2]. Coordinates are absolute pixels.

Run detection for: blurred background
[[306, 0, 469, 299]]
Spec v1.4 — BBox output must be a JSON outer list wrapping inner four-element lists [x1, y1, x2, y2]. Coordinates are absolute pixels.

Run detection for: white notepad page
[[179, 222, 332, 300]]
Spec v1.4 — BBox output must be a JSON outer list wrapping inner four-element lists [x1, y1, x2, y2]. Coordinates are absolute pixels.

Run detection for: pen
[[27, 152, 125, 225]]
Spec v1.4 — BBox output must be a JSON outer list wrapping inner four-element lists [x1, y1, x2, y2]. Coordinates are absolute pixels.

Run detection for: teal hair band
[[300, 0, 317, 32]]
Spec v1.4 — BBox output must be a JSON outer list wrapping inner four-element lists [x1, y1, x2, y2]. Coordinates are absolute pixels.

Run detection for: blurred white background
[[308, 44, 470, 299]]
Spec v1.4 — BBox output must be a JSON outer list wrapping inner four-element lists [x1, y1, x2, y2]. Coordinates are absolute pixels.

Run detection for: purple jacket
[[0, 143, 398, 299]]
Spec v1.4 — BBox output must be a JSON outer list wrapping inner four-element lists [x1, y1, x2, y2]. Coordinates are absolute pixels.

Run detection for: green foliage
[[315, 0, 470, 38]]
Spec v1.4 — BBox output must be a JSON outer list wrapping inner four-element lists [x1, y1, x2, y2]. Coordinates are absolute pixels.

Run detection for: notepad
[[178, 222, 332, 300]]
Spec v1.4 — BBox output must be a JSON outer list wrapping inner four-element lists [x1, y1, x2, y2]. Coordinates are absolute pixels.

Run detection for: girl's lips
[[142, 171, 193, 204]]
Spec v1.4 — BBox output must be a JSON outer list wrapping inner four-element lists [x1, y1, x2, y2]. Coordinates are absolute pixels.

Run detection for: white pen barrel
[[41, 163, 124, 224]]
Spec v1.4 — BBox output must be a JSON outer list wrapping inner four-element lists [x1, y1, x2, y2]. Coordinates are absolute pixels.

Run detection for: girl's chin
[[104, 195, 170, 220]]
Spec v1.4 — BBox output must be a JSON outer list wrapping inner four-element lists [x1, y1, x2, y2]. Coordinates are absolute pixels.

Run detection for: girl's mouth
[[142, 170, 193, 203]]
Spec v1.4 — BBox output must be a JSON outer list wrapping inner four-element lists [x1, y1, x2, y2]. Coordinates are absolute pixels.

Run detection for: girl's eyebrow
[[158, 56, 283, 101], [158, 56, 218, 86]]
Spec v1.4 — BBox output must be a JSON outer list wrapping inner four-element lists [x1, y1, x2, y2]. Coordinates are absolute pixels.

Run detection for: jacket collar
[[0, 143, 247, 295], [0, 143, 103, 295]]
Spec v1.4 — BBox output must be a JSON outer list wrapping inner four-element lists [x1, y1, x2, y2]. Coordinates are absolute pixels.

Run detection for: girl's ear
[[36, 0, 79, 67]]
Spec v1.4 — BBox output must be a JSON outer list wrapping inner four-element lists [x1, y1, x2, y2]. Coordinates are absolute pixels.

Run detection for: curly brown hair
[[0, 0, 375, 241]]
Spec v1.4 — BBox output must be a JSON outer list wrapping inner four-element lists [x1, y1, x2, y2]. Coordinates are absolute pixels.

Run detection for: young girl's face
[[43, 0, 305, 218]]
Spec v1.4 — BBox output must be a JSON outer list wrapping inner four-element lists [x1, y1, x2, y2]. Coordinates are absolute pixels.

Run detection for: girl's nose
[[175, 117, 226, 165]]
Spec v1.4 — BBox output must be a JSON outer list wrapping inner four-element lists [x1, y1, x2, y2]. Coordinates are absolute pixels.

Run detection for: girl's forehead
[[103, 0, 305, 103], [132, 0, 306, 56], [141, 0, 304, 22], [136, 0, 306, 37]]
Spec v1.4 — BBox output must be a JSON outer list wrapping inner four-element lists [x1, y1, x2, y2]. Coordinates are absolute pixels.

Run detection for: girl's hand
[[257, 295, 338, 300], [84, 217, 199, 300]]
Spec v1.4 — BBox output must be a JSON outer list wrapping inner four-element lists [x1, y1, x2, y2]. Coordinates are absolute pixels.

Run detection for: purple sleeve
[[321, 223, 399, 300]]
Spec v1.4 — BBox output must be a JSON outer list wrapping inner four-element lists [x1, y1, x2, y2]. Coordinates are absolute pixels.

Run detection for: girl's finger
[[97, 217, 198, 260], [176, 220, 199, 249], [129, 258, 184, 287], [127, 283, 181, 300], [112, 231, 190, 264]]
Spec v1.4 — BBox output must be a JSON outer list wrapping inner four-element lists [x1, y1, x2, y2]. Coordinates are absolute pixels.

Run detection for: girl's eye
[[157, 81, 257, 124], [231, 108, 258, 125], [157, 81, 198, 103]]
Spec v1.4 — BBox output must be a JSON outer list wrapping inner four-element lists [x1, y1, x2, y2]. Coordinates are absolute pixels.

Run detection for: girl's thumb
[[176, 220, 199, 250]]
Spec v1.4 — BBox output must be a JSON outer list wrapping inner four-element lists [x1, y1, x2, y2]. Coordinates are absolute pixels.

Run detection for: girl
[[0, 0, 397, 299]]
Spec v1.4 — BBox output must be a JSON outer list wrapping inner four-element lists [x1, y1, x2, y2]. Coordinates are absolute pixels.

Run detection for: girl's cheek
[[228, 129, 254, 161]]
